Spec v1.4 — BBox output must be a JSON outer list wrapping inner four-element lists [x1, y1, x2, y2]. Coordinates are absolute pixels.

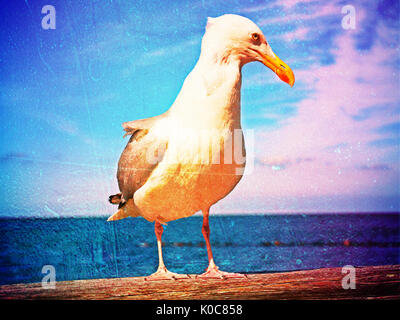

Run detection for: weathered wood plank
[[0, 265, 398, 300]]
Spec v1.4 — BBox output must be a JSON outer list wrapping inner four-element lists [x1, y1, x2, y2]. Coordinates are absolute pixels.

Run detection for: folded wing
[[115, 114, 169, 210]]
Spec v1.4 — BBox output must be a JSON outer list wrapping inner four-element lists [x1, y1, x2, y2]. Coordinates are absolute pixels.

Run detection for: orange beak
[[261, 52, 295, 87]]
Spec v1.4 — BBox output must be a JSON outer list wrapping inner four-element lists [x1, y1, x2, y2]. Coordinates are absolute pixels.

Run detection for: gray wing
[[117, 116, 168, 201]]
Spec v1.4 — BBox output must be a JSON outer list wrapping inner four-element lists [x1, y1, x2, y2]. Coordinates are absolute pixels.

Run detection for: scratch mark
[[24, 0, 55, 75]]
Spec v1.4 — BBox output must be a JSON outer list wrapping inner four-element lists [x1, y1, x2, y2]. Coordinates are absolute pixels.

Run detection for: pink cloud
[[282, 26, 310, 41], [238, 0, 315, 14], [224, 21, 399, 211], [258, 2, 340, 26]]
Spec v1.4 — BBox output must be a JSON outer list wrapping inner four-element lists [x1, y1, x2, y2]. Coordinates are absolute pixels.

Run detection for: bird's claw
[[144, 266, 190, 281], [196, 263, 247, 280]]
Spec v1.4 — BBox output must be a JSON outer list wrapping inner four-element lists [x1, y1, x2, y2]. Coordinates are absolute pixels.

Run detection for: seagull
[[108, 14, 294, 280]]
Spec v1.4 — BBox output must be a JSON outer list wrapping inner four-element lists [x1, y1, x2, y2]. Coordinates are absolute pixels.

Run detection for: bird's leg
[[145, 221, 189, 281], [197, 209, 246, 280]]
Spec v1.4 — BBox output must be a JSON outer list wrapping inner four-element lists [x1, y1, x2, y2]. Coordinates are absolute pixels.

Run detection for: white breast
[[134, 60, 245, 222]]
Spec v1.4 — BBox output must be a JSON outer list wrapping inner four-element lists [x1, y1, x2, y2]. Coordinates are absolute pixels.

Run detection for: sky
[[0, 0, 399, 217]]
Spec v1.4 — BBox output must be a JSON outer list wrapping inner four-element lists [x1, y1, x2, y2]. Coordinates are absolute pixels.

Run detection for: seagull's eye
[[251, 33, 260, 42]]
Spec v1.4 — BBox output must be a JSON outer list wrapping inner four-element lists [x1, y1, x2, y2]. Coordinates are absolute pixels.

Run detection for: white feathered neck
[[167, 40, 243, 130]]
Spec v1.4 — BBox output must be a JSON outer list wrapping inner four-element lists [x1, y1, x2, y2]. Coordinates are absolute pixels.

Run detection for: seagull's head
[[202, 14, 295, 87]]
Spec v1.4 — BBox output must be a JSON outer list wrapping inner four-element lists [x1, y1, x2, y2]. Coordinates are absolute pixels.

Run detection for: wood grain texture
[[0, 265, 398, 300]]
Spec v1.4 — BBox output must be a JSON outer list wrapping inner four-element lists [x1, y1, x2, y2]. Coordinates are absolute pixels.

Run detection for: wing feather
[[117, 115, 168, 201]]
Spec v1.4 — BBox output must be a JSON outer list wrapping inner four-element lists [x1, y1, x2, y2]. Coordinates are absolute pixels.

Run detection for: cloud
[[145, 38, 199, 58], [256, 156, 314, 171], [0, 152, 30, 163], [256, 157, 292, 170], [358, 164, 391, 171], [238, 0, 317, 15], [349, 104, 399, 122], [369, 138, 399, 149], [282, 26, 311, 42], [237, 3, 274, 14], [258, 1, 340, 26], [375, 122, 400, 135]]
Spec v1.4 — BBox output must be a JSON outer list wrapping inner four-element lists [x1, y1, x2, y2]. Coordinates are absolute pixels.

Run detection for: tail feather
[[107, 198, 141, 222]]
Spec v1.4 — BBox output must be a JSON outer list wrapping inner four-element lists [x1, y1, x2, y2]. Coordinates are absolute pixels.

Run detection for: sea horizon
[[0, 211, 399, 220]]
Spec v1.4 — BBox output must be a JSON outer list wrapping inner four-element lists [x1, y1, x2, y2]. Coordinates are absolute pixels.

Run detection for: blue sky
[[0, 0, 399, 217]]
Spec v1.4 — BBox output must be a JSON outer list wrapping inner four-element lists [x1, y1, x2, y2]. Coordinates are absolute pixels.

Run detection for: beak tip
[[261, 53, 295, 88], [281, 74, 295, 87], [288, 73, 295, 87]]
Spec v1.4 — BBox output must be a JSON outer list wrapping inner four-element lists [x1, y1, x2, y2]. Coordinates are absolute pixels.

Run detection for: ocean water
[[0, 214, 398, 285]]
